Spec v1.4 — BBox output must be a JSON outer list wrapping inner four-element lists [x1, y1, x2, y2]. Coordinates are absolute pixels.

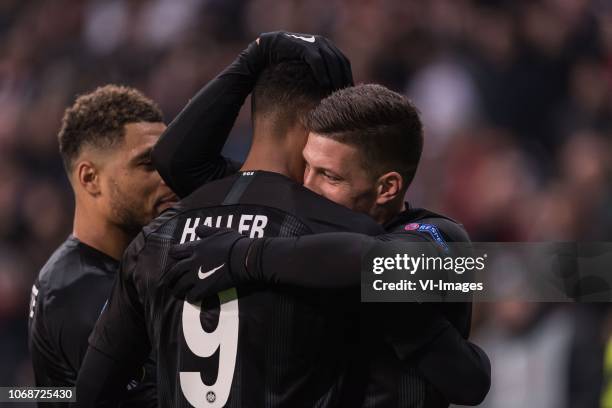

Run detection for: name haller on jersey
[[180, 214, 269, 243]]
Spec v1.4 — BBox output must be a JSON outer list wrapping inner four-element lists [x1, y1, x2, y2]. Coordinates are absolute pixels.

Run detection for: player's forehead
[[304, 133, 359, 166], [122, 121, 166, 158]]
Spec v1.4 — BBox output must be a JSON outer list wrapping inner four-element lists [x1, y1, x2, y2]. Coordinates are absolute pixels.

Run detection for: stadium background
[[0, 0, 610, 407]]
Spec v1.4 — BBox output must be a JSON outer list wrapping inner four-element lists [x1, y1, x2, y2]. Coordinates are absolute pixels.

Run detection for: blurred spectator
[[475, 303, 574, 408]]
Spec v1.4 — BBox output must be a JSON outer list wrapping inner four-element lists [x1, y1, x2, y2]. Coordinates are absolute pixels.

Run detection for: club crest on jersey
[[405, 223, 449, 252], [206, 391, 216, 403]]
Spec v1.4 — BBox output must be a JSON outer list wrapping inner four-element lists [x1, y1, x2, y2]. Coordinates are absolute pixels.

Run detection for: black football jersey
[[28, 236, 156, 407], [357, 207, 473, 408], [90, 171, 383, 407]]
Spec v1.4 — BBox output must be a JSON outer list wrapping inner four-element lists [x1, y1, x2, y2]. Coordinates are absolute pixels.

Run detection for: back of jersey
[[135, 171, 383, 408]]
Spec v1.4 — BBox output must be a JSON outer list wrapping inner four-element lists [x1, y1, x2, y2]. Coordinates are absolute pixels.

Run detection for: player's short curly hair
[[306, 84, 423, 189], [58, 84, 163, 172], [252, 61, 331, 131]]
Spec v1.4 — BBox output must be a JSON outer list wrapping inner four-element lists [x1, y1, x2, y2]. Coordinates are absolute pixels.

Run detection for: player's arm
[[415, 327, 490, 405], [72, 347, 138, 407], [74, 249, 151, 407], [162, 224, 443, 300], [163, 226, 491, 404], [162, 227, 380, 301], [152, 32, 353, 197], [247, 230, 490, 405], [150, 42, 257, 198]]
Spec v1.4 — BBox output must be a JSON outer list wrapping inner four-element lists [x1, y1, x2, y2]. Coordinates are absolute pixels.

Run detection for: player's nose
[[303, 173, 320, 194], [155, 171, 170, 189], [303, 168, 313, 187]]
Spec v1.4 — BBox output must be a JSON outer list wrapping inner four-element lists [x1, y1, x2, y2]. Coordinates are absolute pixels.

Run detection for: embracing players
[[75, 33, 490, 407], [75, 33, 384, 407], [163, 83, 491, 407]]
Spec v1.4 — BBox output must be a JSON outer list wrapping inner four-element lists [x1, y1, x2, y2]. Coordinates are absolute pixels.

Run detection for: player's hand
[[249, 31, 353, 91], [163, 227, 253, 302]]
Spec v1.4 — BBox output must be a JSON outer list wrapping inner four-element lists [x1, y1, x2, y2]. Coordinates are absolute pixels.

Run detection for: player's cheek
[[322, 181, 344, 204], [137, 173, 159, 209]]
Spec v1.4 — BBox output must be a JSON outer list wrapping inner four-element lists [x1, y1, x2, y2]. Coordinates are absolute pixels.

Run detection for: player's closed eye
[[140, 161, 155, 171], [323, 171, 342, 182]]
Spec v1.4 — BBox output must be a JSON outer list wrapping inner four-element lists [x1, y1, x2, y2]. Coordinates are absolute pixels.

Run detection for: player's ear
[[375, 171, 404, 205], [75, 160, 102, 196]]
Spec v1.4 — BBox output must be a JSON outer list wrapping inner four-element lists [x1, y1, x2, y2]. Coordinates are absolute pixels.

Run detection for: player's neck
[[241, 126, 306, 182], [372, 200, 407, 225], [72, 203, 133, 261]]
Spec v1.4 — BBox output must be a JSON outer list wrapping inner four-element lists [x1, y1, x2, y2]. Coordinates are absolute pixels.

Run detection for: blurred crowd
[[0, 0, 611, 406]]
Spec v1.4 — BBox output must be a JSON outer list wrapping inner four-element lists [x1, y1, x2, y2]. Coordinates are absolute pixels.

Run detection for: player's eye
[[323, 171, 342, 182], [140, 161, 155, 171]]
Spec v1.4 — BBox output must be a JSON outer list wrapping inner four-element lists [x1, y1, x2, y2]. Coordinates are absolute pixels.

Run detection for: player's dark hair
[[58, 84, 163, 172], [251, 61, 330, 134], [306, 84, 423, 189]]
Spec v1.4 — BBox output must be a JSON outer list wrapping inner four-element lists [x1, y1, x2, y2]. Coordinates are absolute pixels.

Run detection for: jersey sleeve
[[75, 235, 161, 407], [244, 230, 435, 288], [28, 282, 79, 387], [78, 244, 152, 406], [245, 232, 375, 288], [151, 43, 260, 197], [88, 245, 150, 369], [74, 346, 138, 407], [47, 301, 96, 384], [416, 325, 491, 405], [28, 281, 104, 387]]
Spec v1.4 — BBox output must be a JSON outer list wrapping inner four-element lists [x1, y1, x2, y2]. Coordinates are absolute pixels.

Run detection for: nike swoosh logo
[[286, 34, 315, 43], [198, 263, 225, 279]]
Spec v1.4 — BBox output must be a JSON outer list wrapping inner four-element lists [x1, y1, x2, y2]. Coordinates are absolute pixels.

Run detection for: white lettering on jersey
[[29, 284, 39, 318], [181, 215, 269, 241], [180, 218, 201, 244], [178, 211, 271, 406]]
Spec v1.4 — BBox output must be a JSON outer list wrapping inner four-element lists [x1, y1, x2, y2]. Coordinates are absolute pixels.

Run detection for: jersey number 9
[[180, 289, 239, 407]]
